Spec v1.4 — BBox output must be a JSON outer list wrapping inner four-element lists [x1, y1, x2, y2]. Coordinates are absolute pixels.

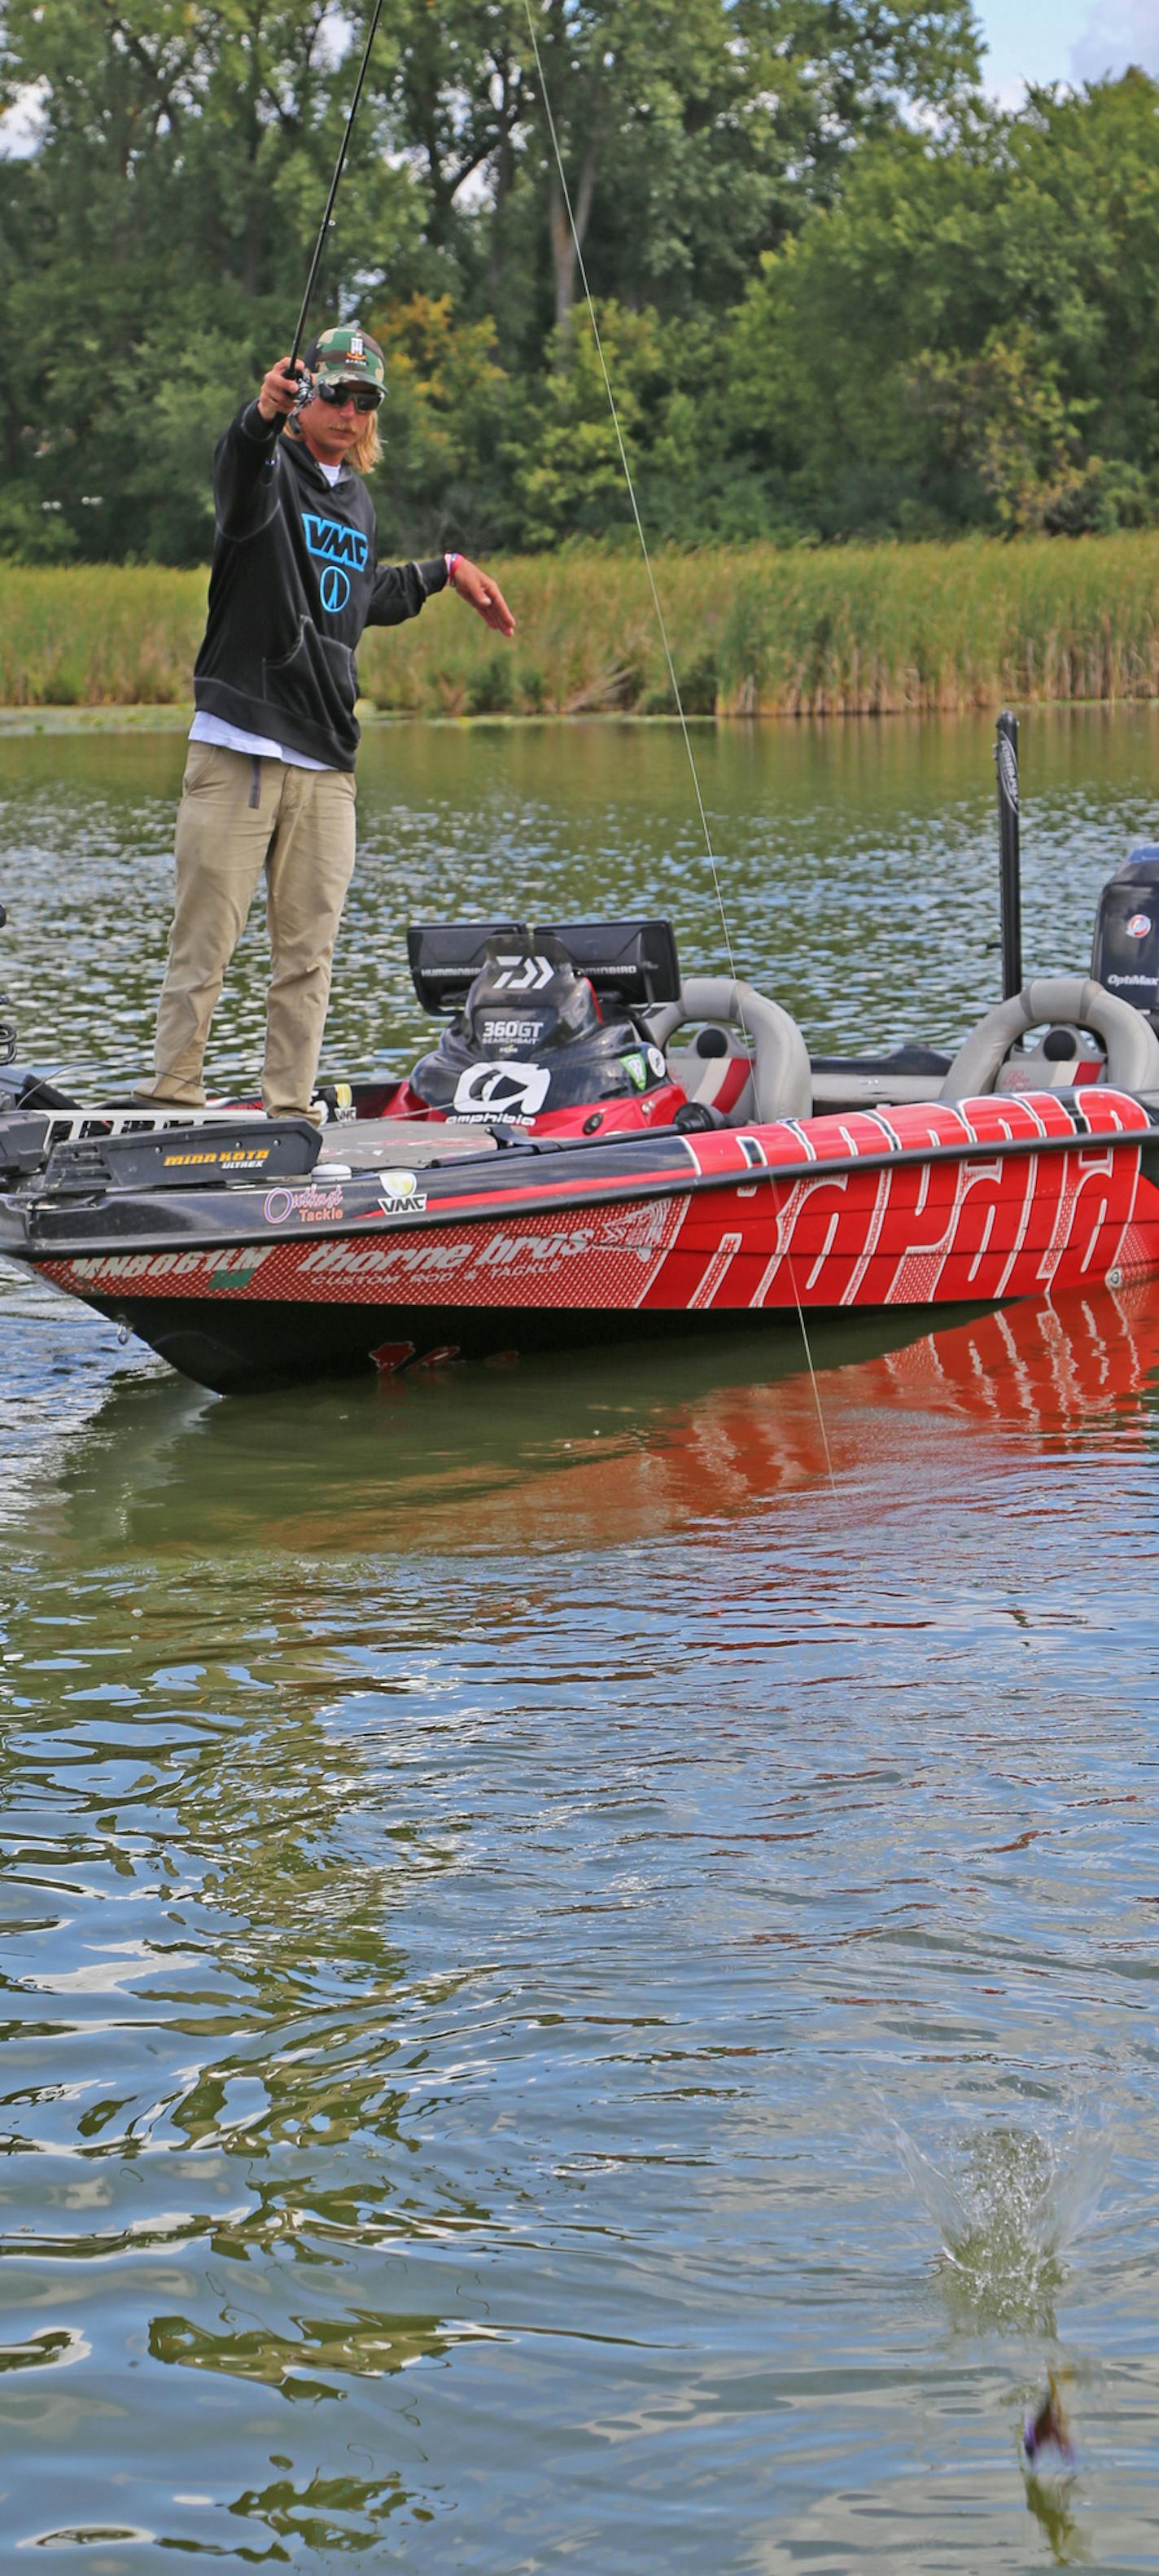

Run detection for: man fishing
[[138, 323, 515, 1120]]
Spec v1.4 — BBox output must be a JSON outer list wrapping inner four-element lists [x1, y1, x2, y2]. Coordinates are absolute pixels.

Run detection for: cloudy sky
[[976, 0, 1159, 101]]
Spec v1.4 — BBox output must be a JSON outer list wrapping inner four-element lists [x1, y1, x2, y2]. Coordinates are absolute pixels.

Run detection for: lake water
[[1, 708, 1159, 2570]]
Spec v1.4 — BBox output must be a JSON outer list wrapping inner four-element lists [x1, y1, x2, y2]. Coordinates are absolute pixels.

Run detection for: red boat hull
[[16, 1086, 1159, 1391]]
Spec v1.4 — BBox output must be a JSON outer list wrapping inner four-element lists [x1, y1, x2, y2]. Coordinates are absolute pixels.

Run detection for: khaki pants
[[142, 743, 356, 1118]]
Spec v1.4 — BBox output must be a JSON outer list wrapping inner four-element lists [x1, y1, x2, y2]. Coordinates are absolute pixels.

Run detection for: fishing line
[[522, 1, 836, 1491]]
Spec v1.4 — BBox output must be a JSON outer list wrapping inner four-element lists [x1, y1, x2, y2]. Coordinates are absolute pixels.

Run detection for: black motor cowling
[[1091, 847, 1159, 1022], [407, 935, 669, 1123]]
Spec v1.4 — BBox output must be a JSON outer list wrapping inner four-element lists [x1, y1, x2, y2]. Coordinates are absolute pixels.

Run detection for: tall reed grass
[[4, 537, 1159, 717], [0, 567, 209, 709]]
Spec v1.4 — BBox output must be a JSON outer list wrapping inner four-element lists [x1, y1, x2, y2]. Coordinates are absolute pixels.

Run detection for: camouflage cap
[[305, 324, 387, 395]]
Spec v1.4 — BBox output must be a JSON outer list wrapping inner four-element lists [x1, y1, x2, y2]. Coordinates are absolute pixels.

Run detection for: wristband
[[445, 551, 461, 587]]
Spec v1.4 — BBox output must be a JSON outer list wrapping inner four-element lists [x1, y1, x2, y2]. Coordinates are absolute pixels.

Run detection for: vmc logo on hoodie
[[302, 513, 370, 614]]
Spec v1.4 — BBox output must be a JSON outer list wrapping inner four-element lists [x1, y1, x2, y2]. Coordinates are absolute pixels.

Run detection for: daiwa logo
[[453, 1062, 552, 1121], [303, 513, 369, 616], [491, 954, 555, 992]]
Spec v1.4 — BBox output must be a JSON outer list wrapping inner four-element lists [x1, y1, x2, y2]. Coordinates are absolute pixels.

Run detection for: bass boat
[[5, 746, 1159, 1396]]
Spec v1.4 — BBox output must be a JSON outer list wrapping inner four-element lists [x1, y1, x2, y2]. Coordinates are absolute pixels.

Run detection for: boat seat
[[646, 977, 811, 1123], [940, 976, 1159, 1102]]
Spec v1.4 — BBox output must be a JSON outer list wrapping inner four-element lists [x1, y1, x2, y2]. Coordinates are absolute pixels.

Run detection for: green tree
[[722, 69, 1159, 537], [504, 0, 979, 341], [366, 291, 514, 549]]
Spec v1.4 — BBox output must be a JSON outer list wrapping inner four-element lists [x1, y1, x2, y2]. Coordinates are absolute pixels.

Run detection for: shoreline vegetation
[[4, 537, 1159, 723]]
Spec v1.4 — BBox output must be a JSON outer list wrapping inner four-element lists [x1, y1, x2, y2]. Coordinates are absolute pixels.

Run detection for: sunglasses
[[317, 379, 382, 414]]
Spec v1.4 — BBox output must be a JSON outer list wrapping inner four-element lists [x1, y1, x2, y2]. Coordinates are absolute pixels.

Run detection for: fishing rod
[[287, 0, 386, 384]]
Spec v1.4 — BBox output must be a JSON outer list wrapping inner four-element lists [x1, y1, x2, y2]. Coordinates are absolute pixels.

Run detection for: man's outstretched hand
[[448, 556, 515, 636]]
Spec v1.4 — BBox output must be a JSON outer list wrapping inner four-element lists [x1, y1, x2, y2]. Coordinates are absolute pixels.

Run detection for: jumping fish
[[1022, 2368, 1075, 2472]]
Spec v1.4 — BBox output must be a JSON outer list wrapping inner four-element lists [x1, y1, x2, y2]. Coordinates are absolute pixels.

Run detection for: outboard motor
[[408, 933, 671, 1124], [1091, 847, 1159, 1027]]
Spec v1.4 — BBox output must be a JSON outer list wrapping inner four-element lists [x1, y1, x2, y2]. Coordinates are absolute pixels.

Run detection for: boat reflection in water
[[16, 1279, 1159, 1563], [431, 1280, 1159, 1555]]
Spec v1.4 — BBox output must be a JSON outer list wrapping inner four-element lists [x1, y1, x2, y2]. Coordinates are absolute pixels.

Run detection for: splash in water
[[890, 2114, 1109, 2333]]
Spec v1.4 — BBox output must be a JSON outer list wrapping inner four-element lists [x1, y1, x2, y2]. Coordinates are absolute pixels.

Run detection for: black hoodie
[[192, 401, 447, 771]]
